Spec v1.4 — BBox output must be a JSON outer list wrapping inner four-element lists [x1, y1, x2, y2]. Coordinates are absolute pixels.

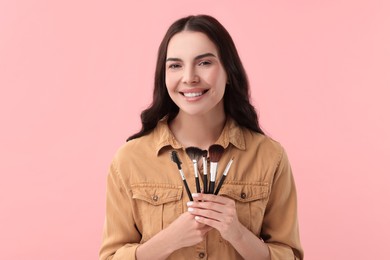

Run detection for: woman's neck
[[169, 110, 226, 150]]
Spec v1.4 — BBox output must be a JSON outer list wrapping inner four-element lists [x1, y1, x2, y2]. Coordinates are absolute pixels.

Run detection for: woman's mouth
[[180, 89, 209, 98]]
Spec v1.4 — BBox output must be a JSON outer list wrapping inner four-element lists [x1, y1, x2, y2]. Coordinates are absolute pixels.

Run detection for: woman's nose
[[182, 67, 199, 84]]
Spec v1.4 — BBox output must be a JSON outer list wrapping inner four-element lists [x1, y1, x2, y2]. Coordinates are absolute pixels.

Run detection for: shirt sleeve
[[262, 147, 304, 259], [99, 159, 141, 260]]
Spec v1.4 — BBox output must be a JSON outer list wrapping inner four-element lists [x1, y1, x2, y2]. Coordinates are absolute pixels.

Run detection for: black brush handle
[[209, 181, 215, 195], [182, 179, 193, 201], [214, 175, 226, 195], [203, 174, 208, 194], [195, 177, 201, 193]]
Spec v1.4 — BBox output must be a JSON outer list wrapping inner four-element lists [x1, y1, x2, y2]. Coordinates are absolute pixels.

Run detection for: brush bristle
[[208, 144, 224, 162], [170, 150, 181, 165], [185, 146, 203, 161], [202, 150, 208, 157]]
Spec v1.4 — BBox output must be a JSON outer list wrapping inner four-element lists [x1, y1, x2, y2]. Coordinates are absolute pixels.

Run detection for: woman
[[99, 15, 303, 259]]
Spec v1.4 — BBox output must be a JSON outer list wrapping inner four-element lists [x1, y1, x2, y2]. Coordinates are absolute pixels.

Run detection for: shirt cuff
[[267, 243, 297, 260], [111, 244, 140, 260]]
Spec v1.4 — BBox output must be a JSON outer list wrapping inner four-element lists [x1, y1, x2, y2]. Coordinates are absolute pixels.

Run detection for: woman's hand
[[136, 211, 212, 260], [164, 211, 213, 250], [187, 193, 245, 243]]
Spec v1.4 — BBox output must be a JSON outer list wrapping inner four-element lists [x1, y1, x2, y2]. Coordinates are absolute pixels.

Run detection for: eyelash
[[168, 64, 182, 69], [167, 60, 212, 70], [198, 60, 211, 66]]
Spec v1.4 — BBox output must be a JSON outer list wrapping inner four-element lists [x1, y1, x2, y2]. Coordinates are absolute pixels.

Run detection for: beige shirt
[[99, 117, 303, 259]]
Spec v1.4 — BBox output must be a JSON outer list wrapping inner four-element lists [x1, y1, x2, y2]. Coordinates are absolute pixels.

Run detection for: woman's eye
[[198, 61, 211, 66], [168, 64, 181, 69]]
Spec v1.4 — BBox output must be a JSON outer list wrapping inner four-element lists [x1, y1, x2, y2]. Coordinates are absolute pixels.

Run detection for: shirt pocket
[[131, 183, 183, 242], [218, 181, 269, 236]]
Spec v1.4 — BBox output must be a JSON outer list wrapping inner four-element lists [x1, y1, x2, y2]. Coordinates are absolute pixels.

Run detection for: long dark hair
[[127, 15, 264, 141]]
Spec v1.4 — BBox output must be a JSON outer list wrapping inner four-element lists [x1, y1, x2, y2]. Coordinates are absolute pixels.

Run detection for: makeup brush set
[[170, 145, 234, 201]]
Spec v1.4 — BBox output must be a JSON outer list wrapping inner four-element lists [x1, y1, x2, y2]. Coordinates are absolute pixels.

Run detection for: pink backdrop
[[1, 0, 389, 259]]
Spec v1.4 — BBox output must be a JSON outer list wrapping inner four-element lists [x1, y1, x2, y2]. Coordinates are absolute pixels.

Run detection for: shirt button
[[152, 195, 158, 201], [198, 252, 205, 258], [240, 192, 247, 199]]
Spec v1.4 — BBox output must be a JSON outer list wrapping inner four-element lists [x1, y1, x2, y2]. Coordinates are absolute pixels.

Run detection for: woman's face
[[165, 31, 228, 117]]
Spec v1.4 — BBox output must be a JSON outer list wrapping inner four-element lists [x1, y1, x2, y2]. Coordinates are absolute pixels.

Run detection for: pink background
[[1, 0, 389, 259]]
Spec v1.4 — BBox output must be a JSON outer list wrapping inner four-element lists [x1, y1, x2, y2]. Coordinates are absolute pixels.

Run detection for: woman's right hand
[[135, 211, 212, 260], [164, 211, 212, 250]]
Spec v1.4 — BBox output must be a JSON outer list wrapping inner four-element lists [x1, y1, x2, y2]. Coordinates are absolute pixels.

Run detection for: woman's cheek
[[165, 74, 180, 92]]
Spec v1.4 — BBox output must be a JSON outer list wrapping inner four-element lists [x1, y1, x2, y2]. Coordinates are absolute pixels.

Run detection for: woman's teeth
[[183, 92, 203, 97]]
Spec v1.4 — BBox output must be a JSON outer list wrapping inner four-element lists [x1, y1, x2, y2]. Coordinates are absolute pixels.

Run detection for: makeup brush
[[202, 150, 208, 193], [185, 147, 203, 193], [214, 157, 234, 195], [170, 150, 193, 201], [208, 144, 224, 194]]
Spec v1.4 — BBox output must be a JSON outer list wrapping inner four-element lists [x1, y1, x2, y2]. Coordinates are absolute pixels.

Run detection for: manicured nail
[[187, 201, 193, 207], [195, 216, 201, 221], [192, 193, 199, 197], [188, 207, 194, 212]]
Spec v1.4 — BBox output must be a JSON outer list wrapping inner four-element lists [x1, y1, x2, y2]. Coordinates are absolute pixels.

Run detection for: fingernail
[[188, 207, 194, 212], [192, 193, 199, 197], [187, 201, 193, 207], [195, 216, 201, 221]]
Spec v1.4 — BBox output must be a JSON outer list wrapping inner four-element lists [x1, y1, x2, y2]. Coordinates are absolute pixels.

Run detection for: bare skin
[[169, 107, 226, 150]]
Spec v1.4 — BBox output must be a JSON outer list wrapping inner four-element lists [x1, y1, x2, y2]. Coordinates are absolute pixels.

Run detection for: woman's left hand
[[186, 193, 244, 243]]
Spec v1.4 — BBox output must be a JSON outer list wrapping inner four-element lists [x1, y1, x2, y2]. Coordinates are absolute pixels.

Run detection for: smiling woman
[[99, 14, 303, 260], [165, 31, 227, 120]]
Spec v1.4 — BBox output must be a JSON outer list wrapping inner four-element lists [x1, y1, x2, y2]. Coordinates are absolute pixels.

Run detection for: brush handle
[[202, 157, 208, 193], [214, 175, 226, 195], [214, 158, 233, 195], [209, 181, 215, 195], [192, 161, 200, 193], [210, 162, 218, 181], [209, 162, 218, 194], [182, 179, 193, 201], [178, 169, 193, 200], [195, 177, 201, 193], [203, 174, 208, 194]]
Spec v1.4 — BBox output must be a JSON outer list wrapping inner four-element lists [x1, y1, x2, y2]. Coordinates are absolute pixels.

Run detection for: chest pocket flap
[[218, 181, 269, 202], [131, 183, 183, 205]]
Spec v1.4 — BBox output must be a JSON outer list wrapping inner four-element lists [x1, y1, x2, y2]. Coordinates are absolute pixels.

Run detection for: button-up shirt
[[99, 117, 303, 259]]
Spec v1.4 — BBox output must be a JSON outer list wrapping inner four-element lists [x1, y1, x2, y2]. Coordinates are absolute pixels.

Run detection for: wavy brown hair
[[127, 15, 264, 141]]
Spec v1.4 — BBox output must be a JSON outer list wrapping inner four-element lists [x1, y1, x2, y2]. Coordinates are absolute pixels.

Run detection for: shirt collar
[[154, 116, 246, 155]]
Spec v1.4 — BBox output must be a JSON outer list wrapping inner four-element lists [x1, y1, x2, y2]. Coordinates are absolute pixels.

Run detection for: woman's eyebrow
[[195, 52, 216, 60], [166, 57, 182, 62], [166, 52, 216, 62]]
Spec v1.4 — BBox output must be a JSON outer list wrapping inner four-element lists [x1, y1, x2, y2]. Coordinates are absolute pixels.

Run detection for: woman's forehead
[[166, 31, 219, 59]]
